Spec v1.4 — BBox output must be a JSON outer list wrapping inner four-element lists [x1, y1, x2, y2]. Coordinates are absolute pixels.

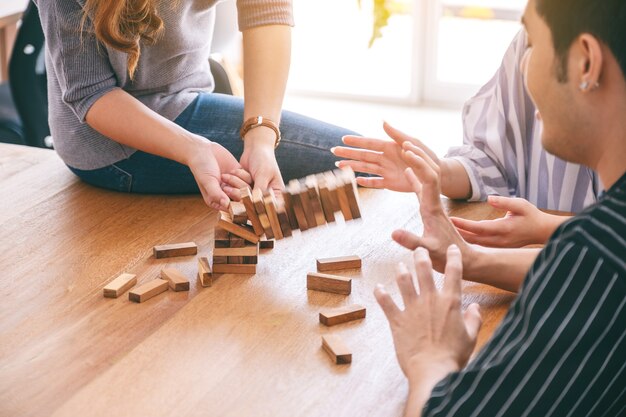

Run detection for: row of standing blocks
[[232, 167, 362, 241]]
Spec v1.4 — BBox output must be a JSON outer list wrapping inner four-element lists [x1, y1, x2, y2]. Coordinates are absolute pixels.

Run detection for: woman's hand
[[239, 128, 285, 197], [186, 139, 246, 210], [374, 246, 482, 417], [450, 196, 570, 248]]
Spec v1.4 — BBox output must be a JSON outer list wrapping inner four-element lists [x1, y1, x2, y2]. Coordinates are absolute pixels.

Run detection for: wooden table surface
[[0, 143, 515, 417]]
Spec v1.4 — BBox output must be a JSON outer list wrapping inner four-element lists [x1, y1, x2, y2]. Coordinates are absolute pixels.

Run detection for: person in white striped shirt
[[374, 0, 626, 415], [333, 30, 600, 248]]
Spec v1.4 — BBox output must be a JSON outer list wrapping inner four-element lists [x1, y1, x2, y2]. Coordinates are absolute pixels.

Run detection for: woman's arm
[[237, 24, 291, 196], [86, 89, 242, 209]]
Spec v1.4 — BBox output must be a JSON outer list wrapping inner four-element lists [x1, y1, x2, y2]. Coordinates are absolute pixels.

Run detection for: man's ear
[[575, 34, 603, 91]]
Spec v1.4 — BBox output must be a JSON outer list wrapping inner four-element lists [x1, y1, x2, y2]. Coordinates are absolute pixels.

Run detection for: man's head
[[521, 0, 626, 169]]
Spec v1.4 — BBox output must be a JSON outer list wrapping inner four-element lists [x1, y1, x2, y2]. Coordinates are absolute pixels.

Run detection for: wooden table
[[0, 0, 28, 82], [0, 143, 515, 417]]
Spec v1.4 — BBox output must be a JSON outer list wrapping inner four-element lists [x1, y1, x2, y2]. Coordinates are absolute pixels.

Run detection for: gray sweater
[[35, 0, 294, 170]]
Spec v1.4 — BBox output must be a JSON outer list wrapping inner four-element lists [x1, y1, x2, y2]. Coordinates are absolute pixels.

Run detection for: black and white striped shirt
[[423, 171, 626, 416]]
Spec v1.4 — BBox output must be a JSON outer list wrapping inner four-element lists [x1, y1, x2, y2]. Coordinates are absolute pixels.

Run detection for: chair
[[0, 0, 48, 148]]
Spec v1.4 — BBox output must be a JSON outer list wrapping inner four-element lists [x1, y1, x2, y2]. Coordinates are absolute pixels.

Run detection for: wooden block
[[316, 174, 336, 222], [161, 268, 190, 292], [252, 189, 267, 216], [319, 304, 366, 327], [298, 179, 317, 228], [213, 243, 259, 257], [198, 257, 213, 287], [103, 273, 137, 298], [228, 256, 243, 264], [228, 201, 248, 225], [214, 227, 231, 248], [263, 193, 284, 240], [276, 202, 293, 238], [212, 256, 228, 264], [212, 264, 257, 274], [229, 234, 245, 248], [240, 187, 265, 236], [322, 334, 352, 364], [317, 255, 362, 272], [242, 256, 258, 264], [334, 180, 353, 221], [307, 272, 351, 295], [258, 211, 274, 239], [323, 171, 341, 212], [335, 168, 361, 219], [281, 190, 300, 230], [288, 180, 308, 231], [217, 211, 260, 243], [259, 239, 274, 249], [129, 279, 169, 303], [153, 242, 198, 259], [305, 175, 327, 226]]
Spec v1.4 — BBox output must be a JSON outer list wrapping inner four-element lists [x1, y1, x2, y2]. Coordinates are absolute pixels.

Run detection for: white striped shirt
[[446, 31, 600, 212], [422, 171, 626, 416]]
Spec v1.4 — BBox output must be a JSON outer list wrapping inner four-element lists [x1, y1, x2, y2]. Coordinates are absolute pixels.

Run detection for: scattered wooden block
[[217, 211, 260, 243], [161, 268, 190, 292], [305, 175, 327, 226], [229, 201, 248, 225], [319, 304, 366, 326], [316, 255, 362, 272], [212, 264, 257, 274], [288, 180, 308, 231], [316, 174, 336, 223], [322, 334, 352, 364], [198, 257, 213, 287], [103, 273, 137, 298], [263, 193, 284, 240], [153, 242, 198, 259], [213, 243, 259, 257], [259, 239, 275, 249], [299, 179, 318, 228], [307, 272, 351, 295], [129, 279, 169, 303], [281, 190, 300, 230], [240, 187, 265, 236], [276, 202, 293, 238], [212, 256, 228, 264]]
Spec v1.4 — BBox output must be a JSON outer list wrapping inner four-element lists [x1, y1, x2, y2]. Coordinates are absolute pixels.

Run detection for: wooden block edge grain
[[103, 273, 137, 298], [322, 335, 352, 364], [198, 257, 213, 287], [129, 279, 169, 303], [217, 211, 260, 243], [161, 268, 190, 292], [306, 272, 351, 295], [212, 264, 257, 274], [240, 187, 265, 236], [316, 255, 362, 272]]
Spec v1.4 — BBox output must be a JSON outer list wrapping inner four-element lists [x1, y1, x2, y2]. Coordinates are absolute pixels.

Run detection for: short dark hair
[[536, 0, 626, 82]]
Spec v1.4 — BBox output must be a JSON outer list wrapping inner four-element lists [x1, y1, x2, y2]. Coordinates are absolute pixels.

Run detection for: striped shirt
[[423, 171, 626, 416], [36, 0, 293, 170], [446, 31, 600, 212]]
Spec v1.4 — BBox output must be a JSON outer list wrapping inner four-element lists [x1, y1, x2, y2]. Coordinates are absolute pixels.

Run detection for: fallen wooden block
[[239, 187, 265, 236], [212, 264, 257, 274], [259, 239, 275, 249], [153, 242, 198, 259], [229, 200, 248, 225], [213, 243, 259, 257], [319, 304, 366, 326], [263, 193, 284, 239], [198, 257, 213, 287], [217, 211, 260, 243], [103, 273, 137, 298], [129, 279, 169, 303], [316, 255, 362, 272], [322, 334, 352, 364], [307, 272, 351, 295], [161, 268, 190, 291]]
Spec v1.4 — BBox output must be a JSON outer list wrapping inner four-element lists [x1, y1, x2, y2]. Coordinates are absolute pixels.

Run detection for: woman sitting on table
[[35, 0, 354, 210]]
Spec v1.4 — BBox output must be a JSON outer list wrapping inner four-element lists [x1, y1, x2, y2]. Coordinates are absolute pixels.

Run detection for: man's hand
[[450, 196, 570, 248], [374, 246, 482, 417]]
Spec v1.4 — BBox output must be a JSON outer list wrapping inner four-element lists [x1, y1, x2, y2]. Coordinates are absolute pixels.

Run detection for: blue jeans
[[69, 93, 358, 193]]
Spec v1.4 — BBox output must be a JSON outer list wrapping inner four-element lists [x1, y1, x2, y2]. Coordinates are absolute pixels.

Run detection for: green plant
[[358, 0, 411, 47]]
